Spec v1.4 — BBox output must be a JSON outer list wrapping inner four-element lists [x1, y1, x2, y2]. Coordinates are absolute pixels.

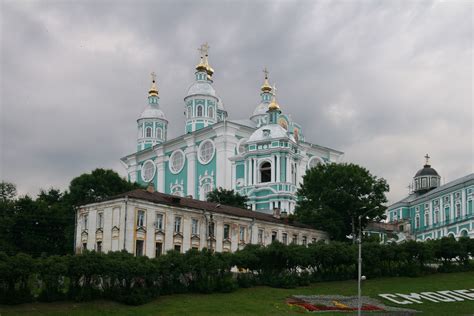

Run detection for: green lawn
[[1, 272, 474, 315]]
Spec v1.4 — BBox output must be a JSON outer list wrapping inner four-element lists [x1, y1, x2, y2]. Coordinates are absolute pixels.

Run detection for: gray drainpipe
[[123, 196, 128, 251]]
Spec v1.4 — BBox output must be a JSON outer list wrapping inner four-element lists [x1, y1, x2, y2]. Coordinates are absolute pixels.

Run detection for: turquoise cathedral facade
[[121, 45, 343, 214], [385, 155, 474, 240]]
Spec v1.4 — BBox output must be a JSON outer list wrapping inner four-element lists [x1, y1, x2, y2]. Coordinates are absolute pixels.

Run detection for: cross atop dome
[[148, 71, 159, 97], [424, 153, 430, 166]]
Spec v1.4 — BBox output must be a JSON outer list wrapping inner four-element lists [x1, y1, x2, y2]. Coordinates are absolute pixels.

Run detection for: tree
[[206, 187, 249, 208], [65, 169, 141, 206], [294, 163, 389, 241], [0, 181, 17, 203]]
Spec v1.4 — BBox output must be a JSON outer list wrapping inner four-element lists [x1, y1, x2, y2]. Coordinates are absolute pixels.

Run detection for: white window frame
[[191, 218, 199, 235], [137, 210, 145, 227], [145, 127, 152, 138], [169, 150, 186, 174], [155, 212, 164, 230], [174, 216, 182, 233], [141, 160, 157, 182], [197, 139, 215, 165], [97, 211, 104, 229]]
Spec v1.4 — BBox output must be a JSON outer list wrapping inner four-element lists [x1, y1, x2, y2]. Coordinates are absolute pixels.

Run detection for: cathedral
[[120, 44, 343, 214], [385, 155, 474, 241]]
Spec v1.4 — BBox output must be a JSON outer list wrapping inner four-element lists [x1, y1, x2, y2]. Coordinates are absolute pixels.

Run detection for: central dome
[[248, 124, 294, 143], [186, 82, 216, 97], [139, 105, 167, 120], [414, 165, 439, 177]]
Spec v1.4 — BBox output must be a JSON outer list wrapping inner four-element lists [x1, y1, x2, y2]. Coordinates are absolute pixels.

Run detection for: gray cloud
[[1, 0, 472, 204]]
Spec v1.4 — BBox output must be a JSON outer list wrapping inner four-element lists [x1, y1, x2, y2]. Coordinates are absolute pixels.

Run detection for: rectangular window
[[96, 241, 102, 253], [469, 200, 473, 214], [239, 226, 246, 242], [258, 229, 264, 244], [174, 244, 181, 252], [271, 231, 277, 242], [208, 221, 215, 237], [174, 216, 182, 233], [97, 212, 104, 229], [456, 204, 461, 218], [224, 224, 230, 240], [282, 233, 288, 245], [82, 243, 87, 251], [83, 214, 88, 230], [135, 240, 144, 256], [155, 242, 163, 257], [137, 210, 145, 227], [302, 236, 307, 246], [155, 213, 163, 230], [292, 234, 298, 244], [192, 219, 199, 235]]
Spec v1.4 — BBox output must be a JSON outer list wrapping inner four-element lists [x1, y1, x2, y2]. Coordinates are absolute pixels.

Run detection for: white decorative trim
[[236, 138, 248, 155], [141, 159, 156, 182], [170, 179, 185, 196], [197, 139, 215, 165], [199, 170, 215, 200], [169, 149, 186, 174], [307, 156, 324, 170]]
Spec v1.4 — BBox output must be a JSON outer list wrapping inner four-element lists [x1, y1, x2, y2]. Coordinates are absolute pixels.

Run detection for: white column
[[185, 147, 197, 198], [276, 154, 280, 182], [271, 155, 275, 183], [461, 189, 467, 217], [155, 148, 165, 193], [146, 209, 155, 257], [286, 157, 291, 184], [182, 216, 191, 252], [253, 158, 257, 184], [244, 159, 248, 186], [450, 193, 454, 220]]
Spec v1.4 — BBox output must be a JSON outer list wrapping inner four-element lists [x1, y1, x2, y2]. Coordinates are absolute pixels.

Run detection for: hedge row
[[1, 237, 473, 305]]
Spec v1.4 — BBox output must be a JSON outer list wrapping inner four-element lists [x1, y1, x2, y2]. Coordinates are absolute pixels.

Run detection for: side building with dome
[[384, 155, 474, 241], [120, 46, 343, 214]]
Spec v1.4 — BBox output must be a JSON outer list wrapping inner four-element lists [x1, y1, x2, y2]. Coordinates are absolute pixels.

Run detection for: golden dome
[[268, 95, 280, 111], [195, 56, 207, 72], [261, 68, 272, 92], [148, 72, 159, 97]]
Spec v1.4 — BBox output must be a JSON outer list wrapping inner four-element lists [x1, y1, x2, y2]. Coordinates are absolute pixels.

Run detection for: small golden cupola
[[196, 42, 214, 79], [261, 67, 272, 93], [148, 72, 159, 97], [268, 85, 281, 111]]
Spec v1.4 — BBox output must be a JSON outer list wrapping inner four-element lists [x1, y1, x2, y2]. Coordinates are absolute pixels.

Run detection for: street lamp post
[[356, 208, 374, 316], [357, 215, 362, 316]]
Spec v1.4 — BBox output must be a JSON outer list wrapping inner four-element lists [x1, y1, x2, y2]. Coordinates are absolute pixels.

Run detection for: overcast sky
[[1, 0, 472, 204]]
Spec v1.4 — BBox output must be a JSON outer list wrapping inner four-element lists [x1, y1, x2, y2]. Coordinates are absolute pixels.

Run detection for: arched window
[[259, 161, 272, 183], [424, 212, 429, 226], [197, 105, 203, 117], [415, 215, 420, 228], [146, 127, 152, 138], [156, 128, 162, 139], [201, 183, 212, 200], [208, 106, 214, 118]]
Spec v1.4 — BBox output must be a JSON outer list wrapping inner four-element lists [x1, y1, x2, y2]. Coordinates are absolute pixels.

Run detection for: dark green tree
[[294, 163, 389, 241], [0, 181, 17, 203], [65, 168, 141, 206], [206, 187, 249, 208]]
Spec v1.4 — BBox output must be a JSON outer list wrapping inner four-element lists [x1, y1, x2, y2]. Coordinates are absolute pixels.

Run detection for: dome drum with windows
[[413, 154, 441, 194]]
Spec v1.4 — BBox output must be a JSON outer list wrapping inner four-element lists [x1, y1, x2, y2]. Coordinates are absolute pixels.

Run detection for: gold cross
[[424, 154, 430, 165], [263, 67, 269, 78], [151, 71, 156, 82], [198, 42, 210, 56]]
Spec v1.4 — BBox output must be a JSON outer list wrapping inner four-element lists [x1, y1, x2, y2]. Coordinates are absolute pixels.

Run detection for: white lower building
[[75, 188, 327, 257]]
